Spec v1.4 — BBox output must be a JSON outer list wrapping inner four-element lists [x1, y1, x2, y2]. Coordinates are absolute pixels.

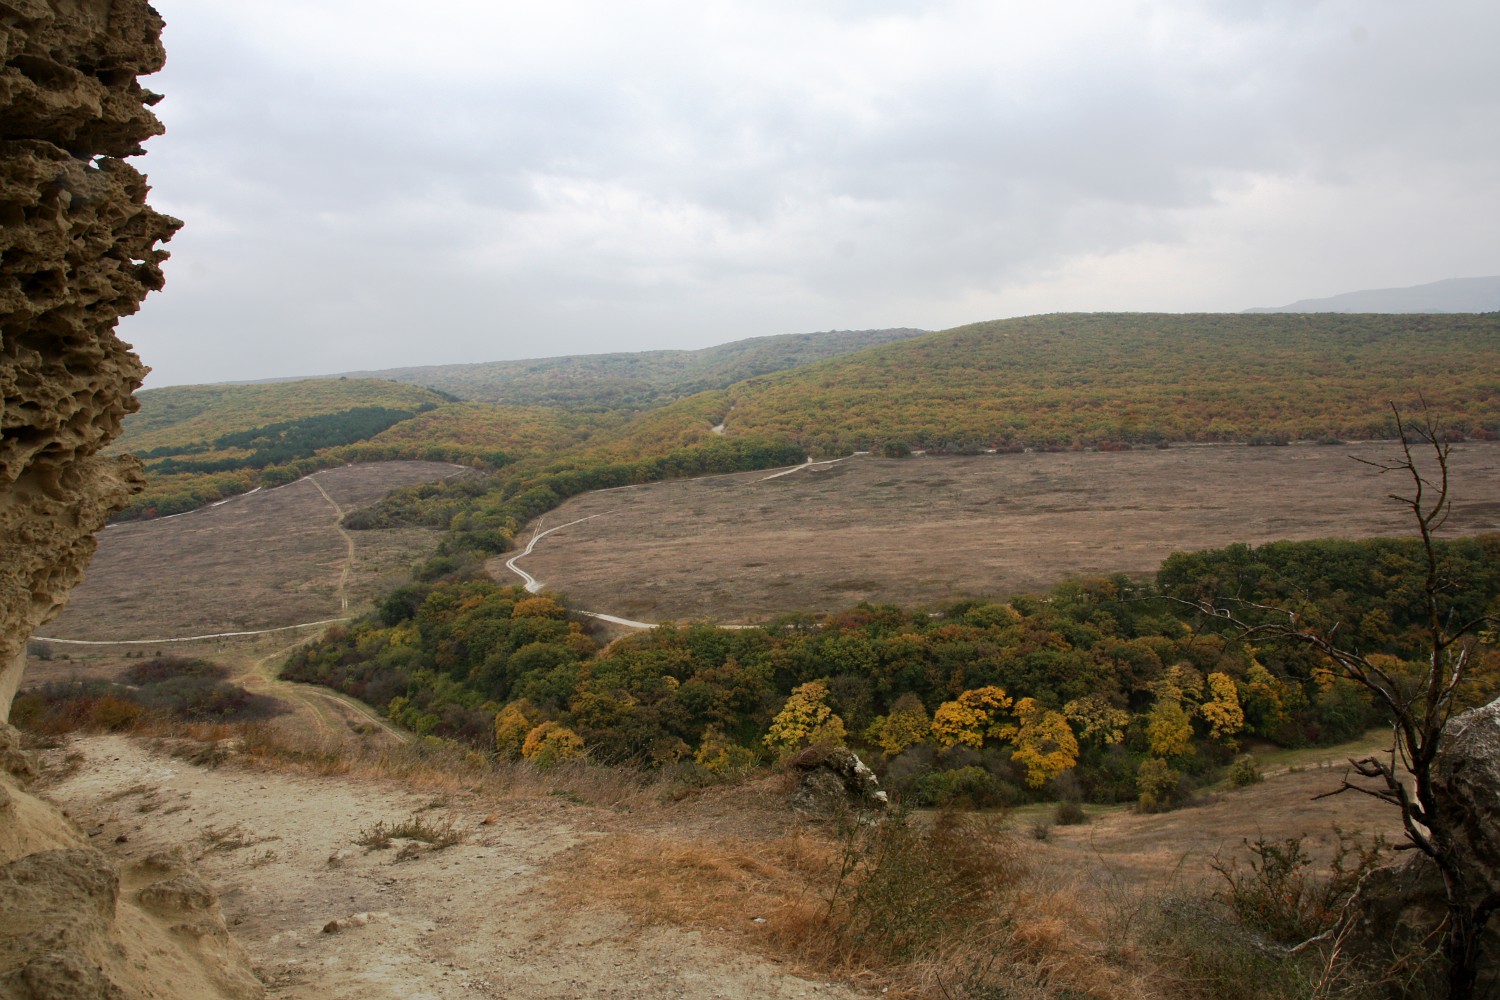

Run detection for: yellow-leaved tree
[[521, 720, 584, 766], [1010, 698, 1080, 788], [764, 681, 847, 753], [931, 685, 1013, 749], [866, 692, 931, 756], [1063, 694, 1130, 746], [695, 724, 758, 775], [1145, 690, 1195, 758], [494, 699, 540, 759], [1198, 671, 1246, 744]]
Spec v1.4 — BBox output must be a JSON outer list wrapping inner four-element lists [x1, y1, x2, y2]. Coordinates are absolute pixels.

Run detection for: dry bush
[[1210, 831, 1385, 945], [558, 807, 1161, 998]]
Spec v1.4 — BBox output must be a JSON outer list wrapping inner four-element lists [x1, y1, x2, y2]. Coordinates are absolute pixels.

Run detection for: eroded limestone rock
[[0, 4, 261, 997], [1, 0, 180, 717], [1433, 696, 1500, 896], [787, 745, 889, 815]]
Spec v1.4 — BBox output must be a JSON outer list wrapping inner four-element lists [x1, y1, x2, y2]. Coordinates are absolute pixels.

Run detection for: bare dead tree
[[1194, 404, 1499, 998]]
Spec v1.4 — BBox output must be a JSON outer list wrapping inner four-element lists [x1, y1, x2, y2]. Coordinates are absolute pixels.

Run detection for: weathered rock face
[[1, 0, 180, 718], [1341, 697, 1500, 994], [0, 726, 264, 1000], [787, 746, 889, 815], [0, 4, 262, 998], [1433, 695, 1500, 900]]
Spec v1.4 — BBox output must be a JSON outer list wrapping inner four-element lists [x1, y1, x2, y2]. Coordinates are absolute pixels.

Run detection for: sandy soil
[[507, 443, 1500, 623], [45, 735, 863, 1000]]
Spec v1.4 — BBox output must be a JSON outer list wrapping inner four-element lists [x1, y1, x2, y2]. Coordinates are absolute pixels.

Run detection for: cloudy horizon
[[121, 1, 1500, 387]]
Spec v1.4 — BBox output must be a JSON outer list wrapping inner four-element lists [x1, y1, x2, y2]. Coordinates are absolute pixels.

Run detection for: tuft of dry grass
[[353, 813, 464, 851]]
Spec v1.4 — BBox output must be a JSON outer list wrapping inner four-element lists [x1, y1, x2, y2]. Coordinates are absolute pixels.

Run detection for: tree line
[[281, 532, 1500, 809]]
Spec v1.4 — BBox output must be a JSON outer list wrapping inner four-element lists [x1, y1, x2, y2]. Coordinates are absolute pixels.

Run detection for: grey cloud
[[123, 0, 1500, 386]]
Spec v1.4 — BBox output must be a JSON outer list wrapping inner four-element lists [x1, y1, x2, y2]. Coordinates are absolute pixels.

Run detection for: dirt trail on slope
[[307, 473, 354, 613], [46, 735, 862, 1000]]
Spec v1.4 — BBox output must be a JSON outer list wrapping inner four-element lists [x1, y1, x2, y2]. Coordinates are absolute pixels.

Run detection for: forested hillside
[[705, 313, 1500, 455], [115, 313, 1500, 525], [329, 328, 928, 405], [111, 379, 459, 519], [111, 330, 925, 520], [113, 378, 450, 455]]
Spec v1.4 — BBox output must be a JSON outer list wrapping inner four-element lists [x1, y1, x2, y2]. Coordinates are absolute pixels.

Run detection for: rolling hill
[[690, 312, 1500, 455], [319, 328, 929, 405], [107, 330, 927, 519], [112, 378, 452, 456]]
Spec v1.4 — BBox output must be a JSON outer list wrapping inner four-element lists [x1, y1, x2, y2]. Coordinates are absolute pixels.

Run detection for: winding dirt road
[[492, 457, 849, 629]]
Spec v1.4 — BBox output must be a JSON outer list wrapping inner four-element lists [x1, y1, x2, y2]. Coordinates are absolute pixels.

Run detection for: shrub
[[1211, 831, 1385, 944], [521, 721, 585, 767], [826, 810, 1021, 964], [1137, 757, 1185, 812], [354, 812, 464, 851], [1052, 799, 1088, 825], [123, 657, 227, 686], [90, 695, 145, 731], [1228, 754, 1263, 787], [693, 726, 759, 776], [913, 766, 1013, 809]]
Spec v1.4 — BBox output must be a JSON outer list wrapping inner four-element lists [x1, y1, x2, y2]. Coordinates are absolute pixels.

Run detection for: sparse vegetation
[[1228, 754, 1264, 787], [354, 812, 464, 851], [1211, 831, 1385, 945]]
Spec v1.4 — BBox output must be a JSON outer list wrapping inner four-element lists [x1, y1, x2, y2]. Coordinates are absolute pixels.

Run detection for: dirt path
[[308, 474, 354, 613], [503, 513, 612, 594], [492, 457, 856, 626], [35, 619, 353, 646], [47, 735, 861, 1000], [235, 641, 408, 744]]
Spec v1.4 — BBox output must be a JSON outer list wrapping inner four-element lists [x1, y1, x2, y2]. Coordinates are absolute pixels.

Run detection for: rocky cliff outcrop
[[1, 0, 179, 718], [1, 3, 261, 997]]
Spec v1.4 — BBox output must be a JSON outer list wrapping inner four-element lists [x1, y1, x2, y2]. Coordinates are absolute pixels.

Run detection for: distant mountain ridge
[[320, 328, 929, 407], [1245, 275, 1500, 314]]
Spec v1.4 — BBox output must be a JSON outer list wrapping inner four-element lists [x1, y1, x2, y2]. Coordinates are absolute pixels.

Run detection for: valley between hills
[[10, 6, 1500, 997], [16, 316, 1500, 1000]]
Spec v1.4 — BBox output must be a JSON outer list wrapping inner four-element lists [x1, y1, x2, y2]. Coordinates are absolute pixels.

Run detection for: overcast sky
[[120, 0, 1500, 387]]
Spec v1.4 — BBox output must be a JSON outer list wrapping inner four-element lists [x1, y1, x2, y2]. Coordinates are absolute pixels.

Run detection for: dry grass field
[[510, 441, 1500, 622], [41, 461, 462, 642]]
